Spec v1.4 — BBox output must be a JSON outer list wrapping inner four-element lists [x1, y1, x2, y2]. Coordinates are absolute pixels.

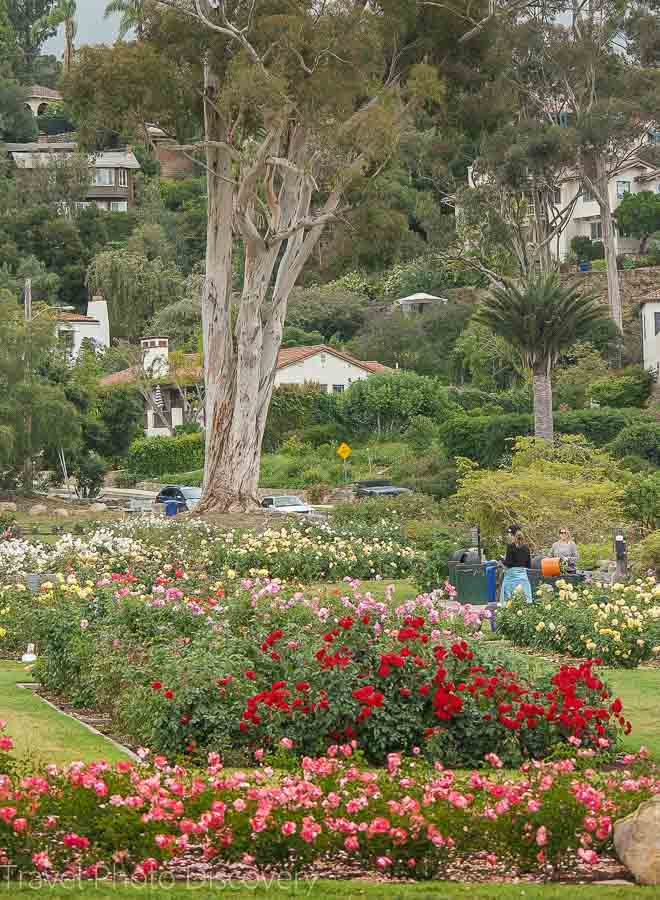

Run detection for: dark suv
[[354, 480, 412, 498]]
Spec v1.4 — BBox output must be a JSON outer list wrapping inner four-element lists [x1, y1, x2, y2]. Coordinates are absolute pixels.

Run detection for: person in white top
[[550, 528, 579, 572]]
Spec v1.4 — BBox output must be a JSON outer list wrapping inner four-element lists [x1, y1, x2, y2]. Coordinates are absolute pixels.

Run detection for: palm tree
[[104, 0, 146, 40], [60, 0, 77, 73], [476, 275, 606, 441]]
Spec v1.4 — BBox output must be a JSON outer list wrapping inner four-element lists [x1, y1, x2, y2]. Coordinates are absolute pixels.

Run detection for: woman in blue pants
[[500, 526, 533, 604]]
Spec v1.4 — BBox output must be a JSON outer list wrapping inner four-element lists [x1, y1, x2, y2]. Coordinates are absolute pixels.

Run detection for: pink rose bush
[[0, 720, 658, 882]]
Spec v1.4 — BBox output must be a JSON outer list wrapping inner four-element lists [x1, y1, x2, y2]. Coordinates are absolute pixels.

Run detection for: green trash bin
[[452, 563, 492, 606]]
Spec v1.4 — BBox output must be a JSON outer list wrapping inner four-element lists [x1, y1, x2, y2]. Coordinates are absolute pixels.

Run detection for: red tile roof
[[28, 84, 63, 100], [99, 345, 388, 388], [56, 311, 99, 323], [275, 345, 388, 374]]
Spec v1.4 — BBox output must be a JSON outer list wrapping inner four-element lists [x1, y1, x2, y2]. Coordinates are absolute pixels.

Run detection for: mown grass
[[0, 662, 130, 765], [5, 881, 651, 899]]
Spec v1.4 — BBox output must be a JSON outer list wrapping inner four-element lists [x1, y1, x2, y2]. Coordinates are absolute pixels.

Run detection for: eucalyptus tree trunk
[[592, 158, 623, 333], [63, 17, 74, 72], [196, 68, 344, 513], [532, 362, 554, 442]]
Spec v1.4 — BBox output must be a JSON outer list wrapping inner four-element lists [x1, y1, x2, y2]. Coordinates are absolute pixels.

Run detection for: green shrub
[[591, 259, 607, 271], [630, 529, 660, 576], [114, 470, 138, 488], [623, 473, 660, 533], [127, 432, 204, 478], [405, 415, 440, 452], [608, 421, 660, 466], [570, 235, 604, 261], [415, 533, 465, 591], [619, 454, 657, 474], [576, 542, 610, 569], [161, 469, 204, 486], [440, 413, 534, 466], [555, 407, 643, 446], [263, 384, 340, 451], [588, 368, 653, 408], [73, 452, 107, 499]]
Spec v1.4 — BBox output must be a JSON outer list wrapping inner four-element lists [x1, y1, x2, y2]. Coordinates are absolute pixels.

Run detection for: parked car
[[155, 485, 202, 512], [353, 480, 412, 498], [260, 495, 312, 515]]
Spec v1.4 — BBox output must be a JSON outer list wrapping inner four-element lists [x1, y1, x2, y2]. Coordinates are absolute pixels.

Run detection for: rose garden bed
[[1, 524, 659, 886]]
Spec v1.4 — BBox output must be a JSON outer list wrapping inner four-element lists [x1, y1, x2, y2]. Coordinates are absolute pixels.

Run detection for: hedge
[[440, 407, 644, 466], [127, 432, 204, 478], [608, 421, 660, 467]]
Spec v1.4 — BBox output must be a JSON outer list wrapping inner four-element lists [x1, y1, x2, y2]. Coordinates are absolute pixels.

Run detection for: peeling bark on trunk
[[532, 364, 553, 442], [599, 193, 623, 334], [195, 69, 344, 514]]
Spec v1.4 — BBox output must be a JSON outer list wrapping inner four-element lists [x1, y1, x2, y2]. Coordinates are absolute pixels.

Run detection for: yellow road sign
[[336, 442, 352, 460]]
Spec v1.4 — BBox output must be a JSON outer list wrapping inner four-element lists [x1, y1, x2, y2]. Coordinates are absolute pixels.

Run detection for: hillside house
[[6, 140, 141, 212], [100, 341, 388, 437], [24, 84, 62, 116], [641, 287, 660, 379], [55, 294, 110, 359], [555, 158, 660, 260], [394, 293, 448, 315]]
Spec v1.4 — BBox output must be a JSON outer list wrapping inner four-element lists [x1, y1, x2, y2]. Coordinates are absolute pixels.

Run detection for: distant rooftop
[[26, 84, 63, 101]]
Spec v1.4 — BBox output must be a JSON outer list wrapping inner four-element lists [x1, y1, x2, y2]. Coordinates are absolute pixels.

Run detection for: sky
[[44, 0, 121, 57]]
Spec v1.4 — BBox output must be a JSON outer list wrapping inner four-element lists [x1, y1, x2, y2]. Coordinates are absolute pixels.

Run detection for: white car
[[260, 495, 312, 515]]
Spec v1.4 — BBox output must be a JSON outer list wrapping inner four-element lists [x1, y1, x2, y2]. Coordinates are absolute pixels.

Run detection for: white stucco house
[[55, 294, 110, 359], [555, 158, 660, 261], [641, 288, 660, 380], [100, 342, 388, 437], [467, 151, 660, 262]]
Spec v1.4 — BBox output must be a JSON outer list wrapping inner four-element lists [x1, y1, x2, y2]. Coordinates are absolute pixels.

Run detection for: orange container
[[541, 557, 561, 577]]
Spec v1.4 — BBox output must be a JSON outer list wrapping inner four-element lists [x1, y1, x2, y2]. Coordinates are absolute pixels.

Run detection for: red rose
[[150, 681, 162, 690], [245, 670, 256, 680], [163, 689, 174, 699], [610, 698, 623, 715], [296, 682, 310, 691]]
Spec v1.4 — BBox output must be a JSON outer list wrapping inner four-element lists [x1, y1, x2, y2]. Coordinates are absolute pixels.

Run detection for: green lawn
[[603, 668, 660, 760], [5, 882, 652, 899], [311, 579, 419, 601], [0, 662, 130, 765]]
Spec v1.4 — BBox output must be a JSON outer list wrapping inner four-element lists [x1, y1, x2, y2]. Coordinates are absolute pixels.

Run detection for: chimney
[[141, 337, 169, 379], [86, 292, 110, 348]]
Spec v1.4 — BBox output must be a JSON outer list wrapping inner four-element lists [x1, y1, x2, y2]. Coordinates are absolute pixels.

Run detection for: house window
[[553, 188, 561, 205], [117, 168, 128, 187], [58, 329, 74, 353], [332, 384, 345, 393], [582, 184, 594, 203], [648, 130, 660, 145], [320, 353, 327, 366], [94, 168, 114, 186], [616, 180, 631, 199], [590, 221, 603, 240], [655, 312, 660, 336], [110, 200, 128, 212]]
